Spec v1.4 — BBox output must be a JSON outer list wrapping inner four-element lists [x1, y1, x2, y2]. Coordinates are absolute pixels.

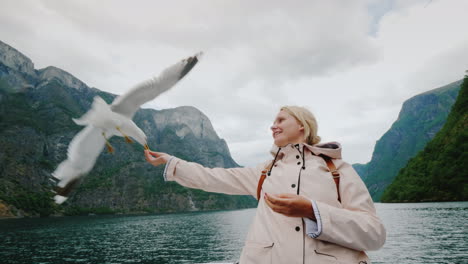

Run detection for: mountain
[[353, 80, 462, 201], [0, 40, 256, 217], [381, 76, 468, 202]]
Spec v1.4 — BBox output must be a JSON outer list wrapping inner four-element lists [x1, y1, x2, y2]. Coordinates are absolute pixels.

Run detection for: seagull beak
[[144, 144, 150, 150]]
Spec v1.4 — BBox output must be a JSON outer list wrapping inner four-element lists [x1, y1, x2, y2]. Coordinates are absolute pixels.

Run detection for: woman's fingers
[[265, 196, 289, 215], [265, 193, 289, 206], [265, 193, 287, 213], [149, 150, 162, 156], [264, 193, 313, 218], [264, 195, 279, 211], [144, 150, 161, 165], [277, 193, 296, 199], [146, 150, 163, 157], [145, 150, 165, 159], [144, 150, 153, 161], [144, 150, 169, 167]]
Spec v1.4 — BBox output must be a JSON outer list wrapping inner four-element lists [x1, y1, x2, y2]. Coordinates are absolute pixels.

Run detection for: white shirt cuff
[[304, 200, 322, 238], [162, 156, 175, 181]]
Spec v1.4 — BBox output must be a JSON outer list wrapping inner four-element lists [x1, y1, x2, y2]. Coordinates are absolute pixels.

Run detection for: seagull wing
[[111, 53, 201, 118], [52, 125, 107, 204]]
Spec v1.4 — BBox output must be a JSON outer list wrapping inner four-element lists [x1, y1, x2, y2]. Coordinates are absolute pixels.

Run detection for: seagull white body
[[51, 53, 201, 204], [73, 96, 147, 145]]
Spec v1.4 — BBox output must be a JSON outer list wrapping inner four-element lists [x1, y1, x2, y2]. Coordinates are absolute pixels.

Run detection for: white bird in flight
[[51, 53, 201, 204]]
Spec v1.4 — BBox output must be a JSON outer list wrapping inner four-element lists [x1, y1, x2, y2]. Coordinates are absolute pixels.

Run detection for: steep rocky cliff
[[0, 40, 256, 217], [381, 76, 468, 202], [0, 42, 36, 91], [354, 80, 462, 201]]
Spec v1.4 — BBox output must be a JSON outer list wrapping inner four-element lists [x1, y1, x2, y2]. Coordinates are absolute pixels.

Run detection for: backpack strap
[[256, 156, 341, 202], [256, 170, 268, 200], [321, 155, 341, 203]]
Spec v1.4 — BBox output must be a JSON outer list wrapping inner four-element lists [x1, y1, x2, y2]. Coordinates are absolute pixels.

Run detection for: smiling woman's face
[[271, 110, 305, 147]]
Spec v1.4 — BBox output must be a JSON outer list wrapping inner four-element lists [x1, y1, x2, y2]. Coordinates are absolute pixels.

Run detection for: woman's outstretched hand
[[264, 193, 315, 220], [144, 150, 171, 167]]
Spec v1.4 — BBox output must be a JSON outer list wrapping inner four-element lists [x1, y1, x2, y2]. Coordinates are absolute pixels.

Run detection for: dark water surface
[[369, 202, 467, 264], [0, 202, 466, 264]]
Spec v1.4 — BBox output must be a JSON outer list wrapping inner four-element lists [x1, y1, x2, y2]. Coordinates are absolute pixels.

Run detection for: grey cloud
[[1, 0, 465, 167], [40, 0, 382, 80]]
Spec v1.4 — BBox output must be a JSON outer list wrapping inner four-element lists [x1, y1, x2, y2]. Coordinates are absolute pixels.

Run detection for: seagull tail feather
[[54, 195, 68, 204]]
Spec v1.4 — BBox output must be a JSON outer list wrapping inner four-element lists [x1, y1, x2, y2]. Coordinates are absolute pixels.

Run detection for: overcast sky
[[1, 0, 467, 167]]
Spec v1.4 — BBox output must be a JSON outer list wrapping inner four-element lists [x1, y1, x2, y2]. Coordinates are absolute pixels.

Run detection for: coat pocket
[[240, 240, 274, 264], [316, 240, 370, 264], [314, 249, 339, 264]]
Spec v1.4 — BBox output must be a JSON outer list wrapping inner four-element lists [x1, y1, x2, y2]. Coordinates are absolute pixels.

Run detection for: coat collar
[[270, 142, 342, 159]]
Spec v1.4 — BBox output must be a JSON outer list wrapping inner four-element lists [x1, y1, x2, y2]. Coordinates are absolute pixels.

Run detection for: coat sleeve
[[314, 162, 386, 251], [163, 156, 268, 197]]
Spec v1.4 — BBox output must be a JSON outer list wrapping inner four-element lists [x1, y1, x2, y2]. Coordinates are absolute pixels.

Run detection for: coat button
[[296, 155, 300, 159], [297, 162, 301, 165], [295, 226, 300, 231], [291, 184, 296, 188]]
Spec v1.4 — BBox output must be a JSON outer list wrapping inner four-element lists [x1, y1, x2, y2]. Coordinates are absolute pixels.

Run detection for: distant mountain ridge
[[381, 76, 468, 202], [37, 66, 89, 90], [353, 80, 462, 201], [0, 40, 256, 217]]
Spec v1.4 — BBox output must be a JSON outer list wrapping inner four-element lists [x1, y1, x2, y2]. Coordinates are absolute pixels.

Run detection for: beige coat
[[164, 142, 386, 264]]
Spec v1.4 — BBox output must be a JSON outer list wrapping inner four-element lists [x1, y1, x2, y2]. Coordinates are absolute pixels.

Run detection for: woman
[[144, 106, 386, 264]]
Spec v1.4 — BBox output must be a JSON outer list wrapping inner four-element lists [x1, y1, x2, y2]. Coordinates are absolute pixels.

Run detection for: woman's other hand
[[264, 193, 315, 220], [144, 150, 170, 167]]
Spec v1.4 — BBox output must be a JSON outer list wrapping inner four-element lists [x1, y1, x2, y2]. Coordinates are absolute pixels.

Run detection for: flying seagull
[[50, 53, 201, 204]]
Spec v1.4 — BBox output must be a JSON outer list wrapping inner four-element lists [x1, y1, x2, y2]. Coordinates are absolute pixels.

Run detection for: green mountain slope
[[353, 80, 462, 201], [0, 40, 256, 217], [381, 76, 468, 202]]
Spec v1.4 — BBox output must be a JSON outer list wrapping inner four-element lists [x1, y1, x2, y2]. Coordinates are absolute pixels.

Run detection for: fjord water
[[0, 202, 466, 264]]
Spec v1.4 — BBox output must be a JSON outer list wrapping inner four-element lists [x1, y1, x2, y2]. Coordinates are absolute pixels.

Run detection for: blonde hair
[[280, 106, 321, 145]]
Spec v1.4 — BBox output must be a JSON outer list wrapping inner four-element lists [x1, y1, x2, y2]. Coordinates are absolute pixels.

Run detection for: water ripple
[[0, 202, 466, 264]]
